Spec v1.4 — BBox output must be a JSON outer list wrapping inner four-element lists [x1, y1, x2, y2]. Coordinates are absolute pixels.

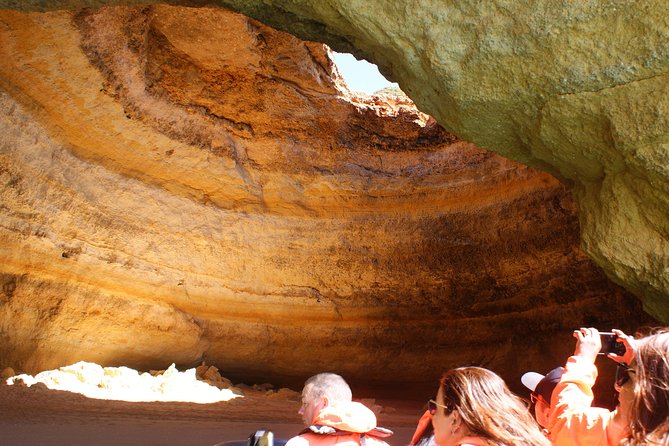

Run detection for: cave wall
[[203, 0, 669, 324], [0, 4, 658, 392]]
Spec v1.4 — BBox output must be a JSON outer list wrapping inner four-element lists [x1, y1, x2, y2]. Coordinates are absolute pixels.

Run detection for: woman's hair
[[438, 367, 550, 446], [626, 329, 669, 445]]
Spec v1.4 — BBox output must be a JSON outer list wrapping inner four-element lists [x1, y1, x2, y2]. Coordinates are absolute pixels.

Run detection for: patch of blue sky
[[331, 52, 399, 94]]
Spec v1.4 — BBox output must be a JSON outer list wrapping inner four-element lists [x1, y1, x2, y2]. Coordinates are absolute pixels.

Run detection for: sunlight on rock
[[5, 361, 242, 403]]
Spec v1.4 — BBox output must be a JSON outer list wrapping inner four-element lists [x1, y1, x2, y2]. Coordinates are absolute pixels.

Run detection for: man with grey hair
[[286, 372, 392, 446]]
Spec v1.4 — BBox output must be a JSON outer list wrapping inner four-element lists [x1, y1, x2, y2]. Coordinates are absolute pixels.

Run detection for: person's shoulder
[[549, 408, 617, 446]]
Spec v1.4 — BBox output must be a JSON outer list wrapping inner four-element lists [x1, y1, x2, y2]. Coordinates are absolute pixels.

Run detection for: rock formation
[[0, 4, 657, 394], [208, 0, 669, 324]]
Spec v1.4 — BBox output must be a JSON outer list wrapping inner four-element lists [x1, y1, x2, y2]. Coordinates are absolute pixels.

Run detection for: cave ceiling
[[0, 1, 665, 393]]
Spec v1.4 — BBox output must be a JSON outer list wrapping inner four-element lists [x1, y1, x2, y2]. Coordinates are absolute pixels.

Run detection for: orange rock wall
[[0, 6, 653, 393]]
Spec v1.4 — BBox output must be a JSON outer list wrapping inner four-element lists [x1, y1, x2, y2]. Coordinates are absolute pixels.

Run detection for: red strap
[[409, 410, 432, 446]]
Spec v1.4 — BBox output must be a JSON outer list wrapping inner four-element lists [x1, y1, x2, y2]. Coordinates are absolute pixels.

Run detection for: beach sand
[[0, 381, 420, 446]]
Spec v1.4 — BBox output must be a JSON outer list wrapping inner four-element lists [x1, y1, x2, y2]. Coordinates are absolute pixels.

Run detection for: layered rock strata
[[209, 0, 669, 323], [13, 0, 663, 322], [0, 5, 654, 393]]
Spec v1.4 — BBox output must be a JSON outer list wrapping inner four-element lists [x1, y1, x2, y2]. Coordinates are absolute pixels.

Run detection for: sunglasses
[[615, 363, 636, 388], [428, 398, 454, 415]]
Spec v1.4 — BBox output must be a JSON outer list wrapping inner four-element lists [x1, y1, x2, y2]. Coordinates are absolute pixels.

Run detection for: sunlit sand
[[6, 361, 242, 403]]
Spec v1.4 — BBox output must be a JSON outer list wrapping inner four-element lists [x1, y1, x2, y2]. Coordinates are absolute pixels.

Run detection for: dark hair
[[439, 367, 550, 446], [626, 329, 669, 445]]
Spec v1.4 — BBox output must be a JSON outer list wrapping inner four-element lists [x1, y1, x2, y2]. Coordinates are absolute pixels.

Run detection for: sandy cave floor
[[0, 382, 419, 446]]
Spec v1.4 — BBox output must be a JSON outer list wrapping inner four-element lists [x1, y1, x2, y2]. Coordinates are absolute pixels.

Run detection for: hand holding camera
[[573, 327, 603, 362], [605, 328, 636, 365], [573, 327, 635, 365], [599, 332, 626, 356]]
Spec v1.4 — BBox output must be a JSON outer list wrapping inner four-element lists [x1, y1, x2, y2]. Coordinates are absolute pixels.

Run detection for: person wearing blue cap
[[521, 366, 565, 430]]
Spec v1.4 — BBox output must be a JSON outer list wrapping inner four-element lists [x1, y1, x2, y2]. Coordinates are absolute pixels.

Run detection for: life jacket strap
[[301, 425, 393, 439]]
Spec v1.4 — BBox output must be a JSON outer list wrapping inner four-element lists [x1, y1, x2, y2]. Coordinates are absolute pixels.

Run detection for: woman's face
[[432, 386, 457, 446]]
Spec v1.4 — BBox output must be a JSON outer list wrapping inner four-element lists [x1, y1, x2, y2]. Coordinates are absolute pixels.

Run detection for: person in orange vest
[[547, 327, 669, 446], [545, 328, 634, 446], [285, 373, 392, 446], [429, 366, 550, 446]]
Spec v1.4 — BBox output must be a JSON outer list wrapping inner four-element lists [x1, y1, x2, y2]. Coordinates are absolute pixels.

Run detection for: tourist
[[623, 328, 669, 444], [520, 366, 564, 430], [546, 328, 633, 445], [549, 327, 669, 446], [285, 372, 392, 446], [430, 366, 550, 446]]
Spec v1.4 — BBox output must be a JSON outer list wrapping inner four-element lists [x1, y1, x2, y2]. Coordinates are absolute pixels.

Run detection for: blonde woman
[[429, 366, 550, 446]]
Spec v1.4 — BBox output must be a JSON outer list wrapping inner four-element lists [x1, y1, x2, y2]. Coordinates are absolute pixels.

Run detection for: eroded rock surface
[[0, 5, 655, 393], [210, 0, 669, 323]]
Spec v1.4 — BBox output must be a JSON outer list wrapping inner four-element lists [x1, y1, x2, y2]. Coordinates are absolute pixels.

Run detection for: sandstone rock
[[199, 0, 669, 321], [196, 364, 234, 389], [0, 5, 657, 396], [254, 383, 275, 392], [29, 381, 50, 392], [1, 367, 15, 380], [1, 0, 667, 322], [267, 387, 301, 401], [230, 386, 246, 397]]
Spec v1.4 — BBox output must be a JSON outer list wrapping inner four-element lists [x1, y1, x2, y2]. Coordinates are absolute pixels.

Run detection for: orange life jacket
[[286, 402, 392, 446]]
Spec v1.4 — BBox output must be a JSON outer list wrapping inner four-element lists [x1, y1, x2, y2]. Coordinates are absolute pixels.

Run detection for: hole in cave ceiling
[[331, 51, 402, 96]]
